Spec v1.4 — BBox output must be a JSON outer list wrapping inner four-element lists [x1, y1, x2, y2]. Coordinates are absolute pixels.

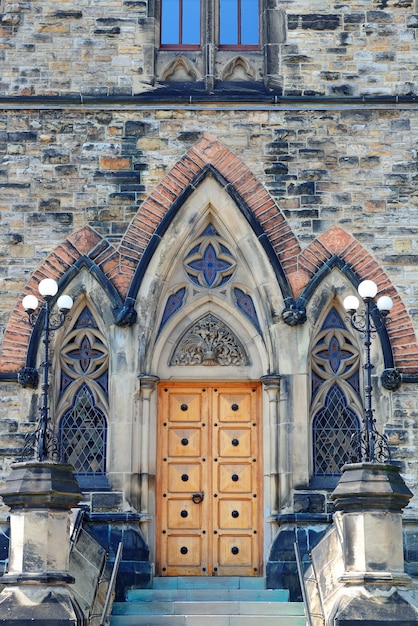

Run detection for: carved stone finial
[[170, 314, 248, 366], [18, 367, 39, 388], [381, 368, 402, 391], [281, 302, 307, 326], [114, 302, 137, 326]]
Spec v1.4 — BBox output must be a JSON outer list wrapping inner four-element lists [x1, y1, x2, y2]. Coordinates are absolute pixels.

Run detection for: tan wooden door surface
[[157, 382, 261, 576]]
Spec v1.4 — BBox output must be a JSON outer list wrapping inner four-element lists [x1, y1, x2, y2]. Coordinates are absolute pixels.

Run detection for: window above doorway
[[160, 0, 260, 50], [161, 0, 201, 49], [219, 0, 259, 49], [138, 0, 284, 94]]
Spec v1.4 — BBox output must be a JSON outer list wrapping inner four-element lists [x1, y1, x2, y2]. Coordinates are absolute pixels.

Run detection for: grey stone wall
[[0, 105, 417, 499], [0, 0, 418, 594], [0, 0, 417, 95]]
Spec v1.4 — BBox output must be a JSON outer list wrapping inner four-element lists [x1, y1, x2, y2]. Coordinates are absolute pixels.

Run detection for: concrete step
[[112, 600, 305, 616], [110, 614, 306, 625], [110, 577, 306, 626], [127, 588, 289, 602], [151, 576, 266, 590]]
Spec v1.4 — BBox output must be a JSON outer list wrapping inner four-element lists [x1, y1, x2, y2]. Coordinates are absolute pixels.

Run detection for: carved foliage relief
[[170, 314, 248, 366]]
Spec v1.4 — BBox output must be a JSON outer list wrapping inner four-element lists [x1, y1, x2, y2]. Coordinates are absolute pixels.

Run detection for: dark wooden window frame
[[160, 0, 202, 50], [218, 0, 260, 50], [159, 0, 260, 51]]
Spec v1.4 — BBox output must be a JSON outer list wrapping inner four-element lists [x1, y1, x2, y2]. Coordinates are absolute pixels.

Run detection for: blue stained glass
[[161, 0, 180, 44], [201, 224, 219, 237], [316, 335, 352, 374], [74, 306, 98, 329], [234, 288, 261, 332], [241, 0, 259, 44], [188, 243, 232, 286], [183, 0, 200, 44], [313, 385, 360, 476], [220, 0, 238, 45], [322, 307, 345, 330], [59, 384, 107, 476], [184, 225, 236, 287], [159, 287, 187, 332]]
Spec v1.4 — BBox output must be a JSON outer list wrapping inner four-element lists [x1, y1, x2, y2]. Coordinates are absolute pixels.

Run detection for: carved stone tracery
[[170, 314, 248, 366]]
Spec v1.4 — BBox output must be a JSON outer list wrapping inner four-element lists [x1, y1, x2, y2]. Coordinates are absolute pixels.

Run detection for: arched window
[[60, 384, 107, 476], [57, 305, 109, 489], [310, 307, 362, 485]]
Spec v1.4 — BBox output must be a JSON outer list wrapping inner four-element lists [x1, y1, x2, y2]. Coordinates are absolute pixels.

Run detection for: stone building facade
[[0, 0, 418, 605]]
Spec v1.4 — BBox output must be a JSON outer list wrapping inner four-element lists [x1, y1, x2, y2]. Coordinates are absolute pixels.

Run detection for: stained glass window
[[311, 307, 361, 481], [60, 385, 107, 476], [313, 385, 359, 476], [57, 306, 109, 488], [183, 224, 236, 288]]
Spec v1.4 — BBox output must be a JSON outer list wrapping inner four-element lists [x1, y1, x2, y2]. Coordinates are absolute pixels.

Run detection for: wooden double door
[[156, 382, 262, 576]]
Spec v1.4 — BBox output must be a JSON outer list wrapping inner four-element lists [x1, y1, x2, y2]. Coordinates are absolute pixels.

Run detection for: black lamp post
[[22, 278, 73, 462], [343, 279, 393, 464]]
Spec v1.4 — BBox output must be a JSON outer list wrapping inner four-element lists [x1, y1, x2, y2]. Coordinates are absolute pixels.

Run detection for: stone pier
[[305, 462, 418, 625], [0, 461, 85, 625]]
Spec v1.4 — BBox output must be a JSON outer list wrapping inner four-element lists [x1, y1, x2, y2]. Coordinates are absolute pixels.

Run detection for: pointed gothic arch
[[136, 175, 275, 378], [293, 226, 418, 374], [2, 137, 418, 380]]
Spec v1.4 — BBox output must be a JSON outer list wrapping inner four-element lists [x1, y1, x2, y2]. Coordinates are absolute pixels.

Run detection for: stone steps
[[110, 577, 306, 626]]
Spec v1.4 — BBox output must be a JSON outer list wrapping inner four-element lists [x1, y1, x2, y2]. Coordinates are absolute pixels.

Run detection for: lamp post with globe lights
[[343, 279, 393, 464], [21, 278, 73, 462]]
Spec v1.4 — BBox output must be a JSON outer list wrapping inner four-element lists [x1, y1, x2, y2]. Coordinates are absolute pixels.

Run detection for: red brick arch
[[294, 227, 418, 373], [1, 135, 417, 375], [118, 133, 300, 280]]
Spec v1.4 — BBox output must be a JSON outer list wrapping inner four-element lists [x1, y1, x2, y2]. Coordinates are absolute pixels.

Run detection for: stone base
[[0, 585, 86, 625], [332, 587, 418, 625]]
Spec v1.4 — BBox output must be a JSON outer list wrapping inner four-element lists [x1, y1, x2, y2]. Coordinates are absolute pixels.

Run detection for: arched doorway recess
[[135, 175, 290, 576]]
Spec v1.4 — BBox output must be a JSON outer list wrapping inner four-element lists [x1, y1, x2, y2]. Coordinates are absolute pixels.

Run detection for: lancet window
[[57, 305, 109, 489], [310, 308, 362, 484]]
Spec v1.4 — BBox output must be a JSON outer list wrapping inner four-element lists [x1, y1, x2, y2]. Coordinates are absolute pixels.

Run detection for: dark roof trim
[[0, 94, 417, 109]]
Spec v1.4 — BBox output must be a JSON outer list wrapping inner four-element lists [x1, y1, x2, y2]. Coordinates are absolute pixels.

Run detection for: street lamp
[[21, 278, 73, 462], [343, 280, 393, 464]]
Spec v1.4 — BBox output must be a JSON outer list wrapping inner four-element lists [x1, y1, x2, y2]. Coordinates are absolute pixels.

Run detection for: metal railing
[[294, 541, 313, 626], [99, 541, 123, 626]]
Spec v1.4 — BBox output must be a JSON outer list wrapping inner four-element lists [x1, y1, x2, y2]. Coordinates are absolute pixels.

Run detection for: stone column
[[261, 374, 282, 514], [0, 461, 85, 625], [137, 375, 159, 515], [327, 462, 418, 625]]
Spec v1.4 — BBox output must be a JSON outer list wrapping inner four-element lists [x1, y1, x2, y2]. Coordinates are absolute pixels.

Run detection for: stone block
[[91, 492, 123, 513]]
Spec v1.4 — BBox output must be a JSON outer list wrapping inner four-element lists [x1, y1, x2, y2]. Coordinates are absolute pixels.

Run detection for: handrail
[[99, 541, 123, 626], [294, 541, 313, 626], [70, 508, 85, 550]]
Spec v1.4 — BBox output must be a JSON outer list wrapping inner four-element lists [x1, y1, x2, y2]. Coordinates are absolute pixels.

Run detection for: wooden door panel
[[167, 535, 203, 567], [218, 427, 252, 457], [168, 428, 202, 457], [216, 534, 254, 570], [167, 499, 202, 529], [217, 463, 253, 493], [157, 383, 261, 577], [168, 392, 205, 422], [216, 392, 253, 422], [217, 499, 253, 529], [168, 462, 202, 492]]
